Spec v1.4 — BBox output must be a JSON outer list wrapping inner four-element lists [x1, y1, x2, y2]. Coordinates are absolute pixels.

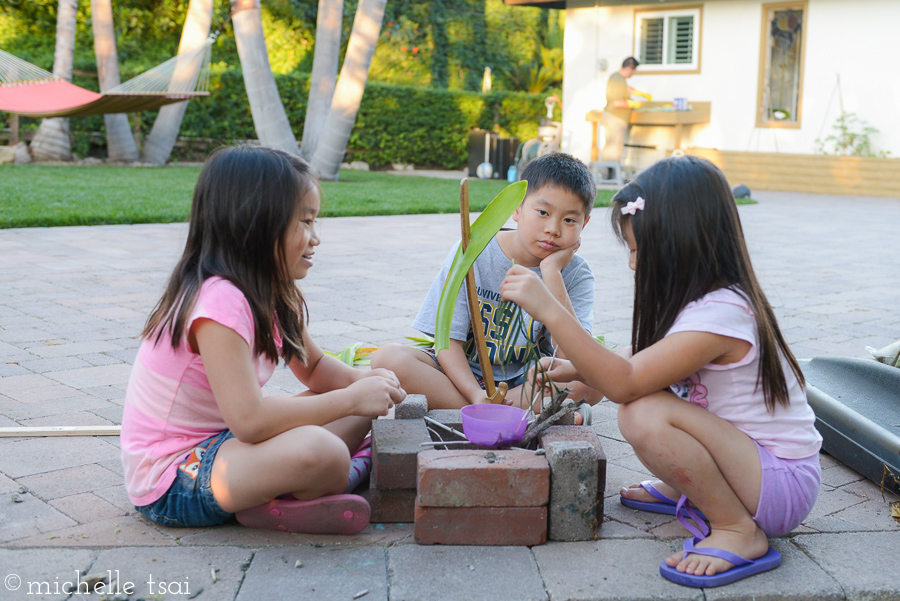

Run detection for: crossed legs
[[617, 390, 768, 576], [209, 414, 371, 513]]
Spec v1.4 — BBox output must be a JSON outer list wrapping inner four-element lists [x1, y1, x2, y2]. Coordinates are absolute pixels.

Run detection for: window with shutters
[[633, 6, 702, 74]]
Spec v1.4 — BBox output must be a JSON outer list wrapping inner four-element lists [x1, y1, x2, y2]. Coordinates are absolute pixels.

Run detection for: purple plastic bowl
[[460, 404, 528, 447]]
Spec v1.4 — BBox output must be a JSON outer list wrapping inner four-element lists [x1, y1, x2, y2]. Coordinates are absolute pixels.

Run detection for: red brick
[[417, 449, 549, 507], [361, 486, 416, 524], [414, 502, 547, 546], [372, 418, 430, 490], [539, 426, 607, 523]]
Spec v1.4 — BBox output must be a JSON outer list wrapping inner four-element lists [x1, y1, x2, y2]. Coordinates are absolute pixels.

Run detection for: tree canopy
[[0, 0, 562, 93]]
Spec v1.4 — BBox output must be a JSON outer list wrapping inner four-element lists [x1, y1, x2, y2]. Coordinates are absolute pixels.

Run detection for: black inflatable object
[[801, 357, 900, 494]]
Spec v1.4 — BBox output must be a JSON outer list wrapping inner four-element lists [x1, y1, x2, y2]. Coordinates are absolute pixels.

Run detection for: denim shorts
[[135, 430, 235, 528], [752, 441, 821, 538], [420, 347, 527, 389]]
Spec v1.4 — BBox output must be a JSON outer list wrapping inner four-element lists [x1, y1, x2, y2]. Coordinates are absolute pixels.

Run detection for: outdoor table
[[586, 101, 711, 161]]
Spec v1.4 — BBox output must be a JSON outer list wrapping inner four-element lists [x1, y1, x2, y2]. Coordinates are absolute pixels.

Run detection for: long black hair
[[143, 145, 317, 364], [610, 155, 803, 411]]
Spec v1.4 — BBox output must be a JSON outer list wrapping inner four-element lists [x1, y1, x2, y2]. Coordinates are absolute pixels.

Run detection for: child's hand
[[500, 264, 554, 321], [531, 357, 581, 387], [348, 370, 406, 417], [540, 238, 581, 274]]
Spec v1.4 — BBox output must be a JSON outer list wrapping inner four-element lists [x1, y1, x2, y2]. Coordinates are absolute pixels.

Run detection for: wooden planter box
[[686, 147, 900, 198]]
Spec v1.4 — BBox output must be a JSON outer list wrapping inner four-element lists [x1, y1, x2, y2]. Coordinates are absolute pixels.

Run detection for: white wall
[[561, 0, 900, 164]]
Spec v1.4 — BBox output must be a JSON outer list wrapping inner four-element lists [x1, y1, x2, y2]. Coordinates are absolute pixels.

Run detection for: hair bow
[[620, 196, 645, 215]]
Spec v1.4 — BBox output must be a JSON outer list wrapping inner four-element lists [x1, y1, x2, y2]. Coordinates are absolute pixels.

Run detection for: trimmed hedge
[[5, 69, 551, 168], [177, 69, 549, 168]]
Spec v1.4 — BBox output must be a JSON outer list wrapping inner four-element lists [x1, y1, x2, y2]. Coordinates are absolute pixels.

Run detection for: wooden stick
[[460, 178, 498, 400], [0, 426, 121, 438]]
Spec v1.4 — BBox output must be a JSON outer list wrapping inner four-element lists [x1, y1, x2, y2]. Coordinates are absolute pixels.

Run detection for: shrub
[[3, 68, 551, 168]]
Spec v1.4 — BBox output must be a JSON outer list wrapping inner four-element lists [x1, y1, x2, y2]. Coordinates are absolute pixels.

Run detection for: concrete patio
[[0, 189, 898, 600]]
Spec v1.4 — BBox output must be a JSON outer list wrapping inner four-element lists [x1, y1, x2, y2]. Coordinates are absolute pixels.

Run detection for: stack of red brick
[[366, 409, 607, 545]]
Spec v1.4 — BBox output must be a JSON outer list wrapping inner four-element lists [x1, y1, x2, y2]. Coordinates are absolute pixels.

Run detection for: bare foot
[[665, 521, 769, 576], [619, 480, 679, 504]]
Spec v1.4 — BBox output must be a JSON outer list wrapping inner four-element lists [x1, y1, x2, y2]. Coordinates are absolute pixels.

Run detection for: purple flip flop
[[659, 536, 782, 588], [620, 481, 708, 521]]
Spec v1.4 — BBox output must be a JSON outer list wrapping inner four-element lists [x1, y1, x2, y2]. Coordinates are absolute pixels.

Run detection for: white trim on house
[[633, 6, 701, 73], [558, 0, 900, 168]]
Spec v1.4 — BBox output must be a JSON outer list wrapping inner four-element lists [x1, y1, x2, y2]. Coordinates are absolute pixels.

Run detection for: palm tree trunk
[[91, 0, 139, 162], [231, 0, 300, 155], [299, 0, 343, 162], [30, 0, 79, 161], [141, 0, 214, 165], [311, 0, 386, 181]]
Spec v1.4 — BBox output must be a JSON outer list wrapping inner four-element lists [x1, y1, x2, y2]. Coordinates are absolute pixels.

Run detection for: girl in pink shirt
[[121, 146, 405, 535], [500, 156, 821, 588]]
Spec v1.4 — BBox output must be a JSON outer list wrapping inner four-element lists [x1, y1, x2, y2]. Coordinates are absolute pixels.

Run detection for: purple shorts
[[751, 441, 821, 537]]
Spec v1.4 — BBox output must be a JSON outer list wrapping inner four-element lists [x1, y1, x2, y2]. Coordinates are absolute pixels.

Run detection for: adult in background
[[600, 57, 648, 167]]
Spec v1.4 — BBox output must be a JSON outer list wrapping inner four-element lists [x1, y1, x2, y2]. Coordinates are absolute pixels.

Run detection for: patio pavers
[[0, 190, 898, 599]]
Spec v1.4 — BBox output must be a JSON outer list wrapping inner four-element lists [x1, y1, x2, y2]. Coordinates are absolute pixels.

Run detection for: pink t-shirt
[[121, 277, 281, 506], [666, 288, 822, 459]]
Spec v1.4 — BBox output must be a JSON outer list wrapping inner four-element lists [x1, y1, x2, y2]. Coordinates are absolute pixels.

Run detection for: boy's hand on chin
[[540, 238, 581, 273]]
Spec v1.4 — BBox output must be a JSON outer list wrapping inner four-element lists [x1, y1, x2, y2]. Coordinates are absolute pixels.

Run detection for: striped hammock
[[0, 38, 213, 118]]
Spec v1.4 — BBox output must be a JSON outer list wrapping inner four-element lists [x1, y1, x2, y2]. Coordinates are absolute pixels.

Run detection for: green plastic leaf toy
[[434, 180, 527, 352]]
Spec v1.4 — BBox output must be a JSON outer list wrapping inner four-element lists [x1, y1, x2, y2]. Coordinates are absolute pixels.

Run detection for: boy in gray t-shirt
[[371, 153, 601, 419]]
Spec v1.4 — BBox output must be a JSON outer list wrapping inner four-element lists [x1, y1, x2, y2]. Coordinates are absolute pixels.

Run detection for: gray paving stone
[[92, 483, 133, 513], [26, 341, 124, 359], [827, 498, 900, 532], [88, 404, 124, 423], [595, 518, 654, 539], [17, 356, 93, 373], [10, 514, 178, 547], [43, 363, 132, 389], [78, 352, 127, 366], [0, 363, 30, 377], [237, 547, 387, 601], [49, 492, 126, 524], [395, 393, 428, 419], [702, 538, 844, 600], [1, 383, 89, 405], [17, 464, 122, 501], [0, 437, 120, 478], [89, 545, 251, 601], [545, 441, 599, 541], [389, 545, 547, 601], [534, 538, 701, 600], [0, 548, 97, 601], [1, 395, 113, 421], [793, 532, 900, 599], [0, 492, 78, 542], [820, 463, 866, 488], [804, 485, 868, 521], [0, 193, 898, 599], [177, 521, 415, 548], [19, 410, 116, 428]]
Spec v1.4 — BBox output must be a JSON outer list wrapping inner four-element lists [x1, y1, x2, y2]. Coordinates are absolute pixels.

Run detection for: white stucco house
[[504, 0, 900, 197]]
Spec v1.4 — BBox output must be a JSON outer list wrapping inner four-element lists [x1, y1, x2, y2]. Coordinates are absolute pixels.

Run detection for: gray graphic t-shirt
[[412, 236, 594, 382]]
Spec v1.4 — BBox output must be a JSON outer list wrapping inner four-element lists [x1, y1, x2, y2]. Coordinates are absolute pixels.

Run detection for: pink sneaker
[[235, 494, 370, 534]]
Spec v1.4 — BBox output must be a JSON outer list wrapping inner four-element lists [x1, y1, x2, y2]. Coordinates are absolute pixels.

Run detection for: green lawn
[[0, 165, 616, 229]]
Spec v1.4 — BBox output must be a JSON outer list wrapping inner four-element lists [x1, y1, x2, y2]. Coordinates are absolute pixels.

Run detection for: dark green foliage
[[1, 1, 559, 164], [349, 81, 545, 168]]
